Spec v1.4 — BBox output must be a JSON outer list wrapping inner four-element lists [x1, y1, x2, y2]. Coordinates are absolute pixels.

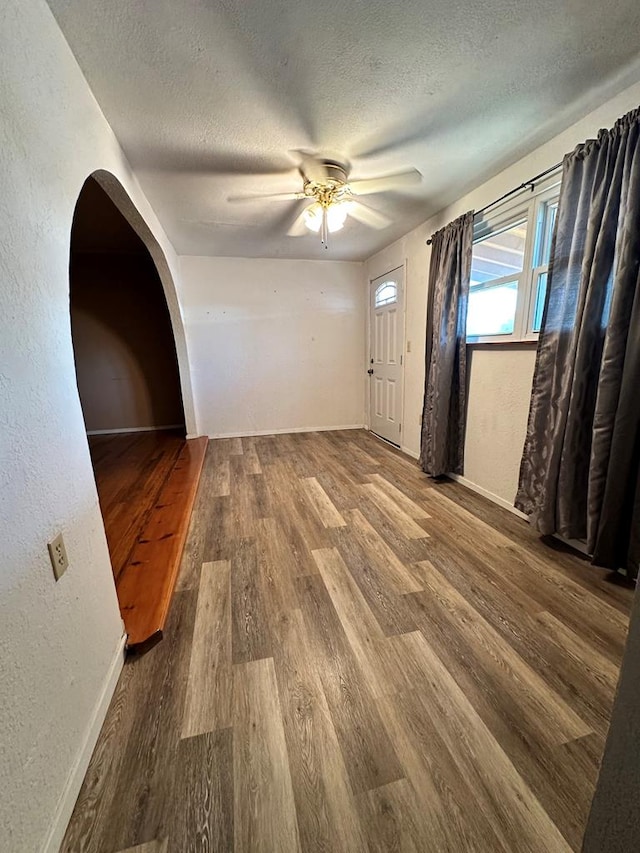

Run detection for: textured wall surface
[[365, 78, 640, 504], [464, 347, 536, 504], [180, 256, 366, 437], [0, 2, 190, 849]]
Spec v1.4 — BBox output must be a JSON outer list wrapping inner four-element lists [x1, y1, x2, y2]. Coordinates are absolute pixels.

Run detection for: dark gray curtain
[[516, 106, 640, 579], [419, 211, 474, 477]]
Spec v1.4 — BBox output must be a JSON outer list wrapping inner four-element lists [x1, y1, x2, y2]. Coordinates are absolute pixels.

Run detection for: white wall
[[180, 256, 366, 437], [0, 2, 193, 850], [366, 78, 640, 506]]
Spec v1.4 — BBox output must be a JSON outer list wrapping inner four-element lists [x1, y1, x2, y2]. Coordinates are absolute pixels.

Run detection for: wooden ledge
[[116, 435, 208, 651]]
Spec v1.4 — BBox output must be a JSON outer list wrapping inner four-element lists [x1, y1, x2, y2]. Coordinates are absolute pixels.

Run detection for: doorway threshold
[[369, 430, 400, 449]]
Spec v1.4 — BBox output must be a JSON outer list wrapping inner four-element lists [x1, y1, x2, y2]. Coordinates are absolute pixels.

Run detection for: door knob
[[367, 368, 374, 375]]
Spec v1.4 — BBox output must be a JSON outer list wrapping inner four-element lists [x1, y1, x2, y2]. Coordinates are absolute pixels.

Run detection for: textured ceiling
[[48, 0, 640, 261]]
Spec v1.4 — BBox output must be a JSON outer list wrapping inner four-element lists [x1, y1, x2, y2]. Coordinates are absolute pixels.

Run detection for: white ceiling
[[48, 0, 640, 261]]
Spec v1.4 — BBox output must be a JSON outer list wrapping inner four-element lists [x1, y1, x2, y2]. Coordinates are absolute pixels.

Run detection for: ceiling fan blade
[[287, 204, 312, 237], [347, 201, 392, 230], [349, 169, 422, 196], [227, 191, 305, 203]]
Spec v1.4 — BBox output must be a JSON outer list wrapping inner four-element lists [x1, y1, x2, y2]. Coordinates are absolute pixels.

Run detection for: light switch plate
[[48, 532, 69, 581]]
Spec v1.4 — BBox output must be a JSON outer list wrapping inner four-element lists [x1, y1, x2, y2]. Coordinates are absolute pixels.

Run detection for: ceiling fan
[[228, 154, 421, 248]]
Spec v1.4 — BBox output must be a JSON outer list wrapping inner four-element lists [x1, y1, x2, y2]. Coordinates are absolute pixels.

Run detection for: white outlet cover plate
[[48, 532, 69, 581]]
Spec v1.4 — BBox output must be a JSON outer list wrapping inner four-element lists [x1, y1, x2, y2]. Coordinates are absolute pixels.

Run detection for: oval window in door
[[374, 281, 397, 307]]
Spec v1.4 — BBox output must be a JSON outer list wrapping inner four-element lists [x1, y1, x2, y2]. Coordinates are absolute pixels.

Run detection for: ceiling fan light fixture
[[303, 201, 352, 234]]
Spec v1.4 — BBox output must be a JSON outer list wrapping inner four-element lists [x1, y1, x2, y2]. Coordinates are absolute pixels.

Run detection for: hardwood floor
[[64, 429, 634, 852], [89, 430, 187, 581], [89, 430, 208, 649]]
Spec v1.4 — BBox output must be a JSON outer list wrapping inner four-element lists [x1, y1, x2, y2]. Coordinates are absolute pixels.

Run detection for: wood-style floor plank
[[262, 460, 328, 566], [421, 540, 617, 737], [182, 560, 232, 738], [211, 458, 231, 497], [233, 658, 301, 853], [242, 437, 263, 475], [344, 508, 423, 595], [295, 572, 404, 793], [421, 485, 629, 660], [273, 608, 368, 853], [231, 538, 273, 664], [171, 728, 233, 852], [380, 631, 573, 852], [115, 842, 168, 853], [413, 560, 592, 746], [64, 429, 634, 852], [368, 472, 430, 518], [301, 476, 347, 528], [432, 476, 634, 613], [360, 481, 430, 539], [312, 546, 389, 699], [255, 517, 300, 619], [356, 778, 433, 853], [375, 674, 505, 852]]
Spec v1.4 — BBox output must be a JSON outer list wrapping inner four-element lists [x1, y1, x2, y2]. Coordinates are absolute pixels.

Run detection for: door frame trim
[[366, 262, 407, 445]]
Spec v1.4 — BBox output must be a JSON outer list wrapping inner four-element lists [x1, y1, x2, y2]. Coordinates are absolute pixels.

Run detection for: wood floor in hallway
[[88, 429, 186, 582], [62, 429, 634, 853]]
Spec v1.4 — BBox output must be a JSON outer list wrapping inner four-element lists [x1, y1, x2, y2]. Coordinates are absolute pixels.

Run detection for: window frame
[[524, 190, 559, 339], [466, 176, 561, 344], [374, 280, 398, 308]]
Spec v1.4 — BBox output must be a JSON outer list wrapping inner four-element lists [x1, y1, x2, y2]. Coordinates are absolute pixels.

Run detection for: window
[[467, 219, 527, 337], [375, 281, 397, 307], [531, 198, 558, 332], [466, 181, 560, 342]]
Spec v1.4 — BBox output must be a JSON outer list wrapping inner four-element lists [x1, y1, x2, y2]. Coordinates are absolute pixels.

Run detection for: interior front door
[[369, 267, 404, 445]]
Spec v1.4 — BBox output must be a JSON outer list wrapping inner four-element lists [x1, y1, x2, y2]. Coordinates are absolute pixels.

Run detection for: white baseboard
[[401, 445, 420, 460], [86, 425, 184, 436], [207, 424, 367, 439], [384, 448, 525, 522], [42, 634, 127, 853], [447, 473, 527, 520]]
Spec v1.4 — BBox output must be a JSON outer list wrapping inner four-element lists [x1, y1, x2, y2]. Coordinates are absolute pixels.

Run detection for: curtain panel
[[516, 106, 640, 578], [419, 211, 474, 477]]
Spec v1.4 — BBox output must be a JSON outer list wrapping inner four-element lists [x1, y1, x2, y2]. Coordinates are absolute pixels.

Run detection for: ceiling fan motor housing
[[321, 160, 349, 185], [302, 159, 351, 206]]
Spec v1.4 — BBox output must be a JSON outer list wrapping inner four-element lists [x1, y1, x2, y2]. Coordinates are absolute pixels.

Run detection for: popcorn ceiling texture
[[47, 0, 640, 261], [0, 2, 192, 849]]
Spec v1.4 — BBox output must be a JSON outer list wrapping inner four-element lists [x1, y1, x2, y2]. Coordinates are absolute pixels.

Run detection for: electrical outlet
[[48, 532, 69, 581]]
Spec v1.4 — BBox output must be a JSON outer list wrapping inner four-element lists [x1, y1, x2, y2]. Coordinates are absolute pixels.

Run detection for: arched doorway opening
[[70, 175, 206, 650], [70, 175, 185, 435]]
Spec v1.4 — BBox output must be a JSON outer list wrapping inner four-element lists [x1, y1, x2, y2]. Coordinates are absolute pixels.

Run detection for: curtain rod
[[425, 160, 563, 245]]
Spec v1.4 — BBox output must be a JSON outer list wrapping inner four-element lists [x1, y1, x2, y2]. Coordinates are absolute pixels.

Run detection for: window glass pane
[[375, 282, 397, 307], [534, 201, 558, 267], [470, 221, 527, 285], [532, 272, 548, 332], [466, 281, 518, 336]]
